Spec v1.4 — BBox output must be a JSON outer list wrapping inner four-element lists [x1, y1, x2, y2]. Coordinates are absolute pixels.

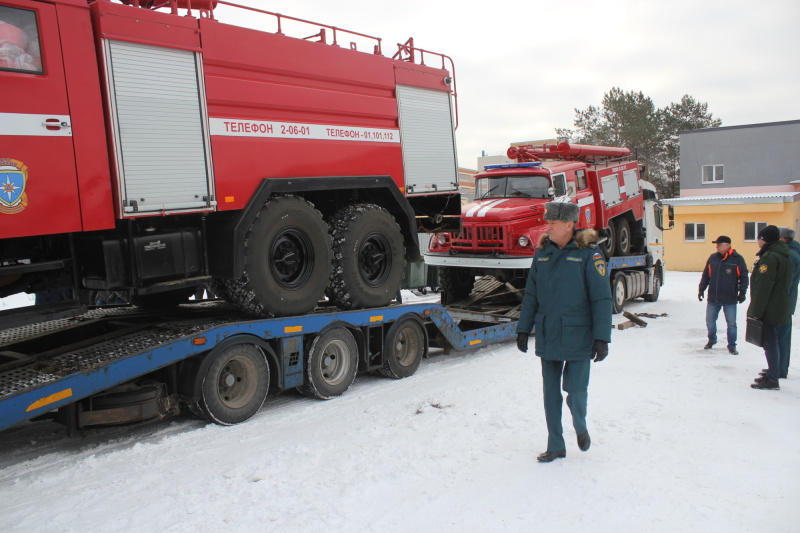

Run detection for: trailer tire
[[379, 317, 426, 379], [614, 217, 631, 256], [198, 343, 270, 425], [300, 327, 358, 399], [612, 272, 626, 314], [327, 204, 405, 310], [230, 195, 332, 317], [439, 266, 475, 304], [643, 272, 661, 302]]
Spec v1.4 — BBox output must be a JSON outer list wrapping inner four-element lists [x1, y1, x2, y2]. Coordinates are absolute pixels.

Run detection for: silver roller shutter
[[396, 85, 458, 195], [105, 40, 213, 214]]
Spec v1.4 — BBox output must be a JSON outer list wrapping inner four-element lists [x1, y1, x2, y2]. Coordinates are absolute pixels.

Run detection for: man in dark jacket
[[748, 225, 791, 390], [776, 227, 800, 378], [516, 201, 612, 463], [698, 235, 749, 354]]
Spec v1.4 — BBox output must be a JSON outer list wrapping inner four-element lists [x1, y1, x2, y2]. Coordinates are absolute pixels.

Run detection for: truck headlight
[[436, 234, 448, 245], [518, 235, 530, 247]]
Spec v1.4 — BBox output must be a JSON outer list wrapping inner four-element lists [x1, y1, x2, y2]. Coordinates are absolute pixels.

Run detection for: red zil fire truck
[[426, 142, 670, 313], [0, 0, 461, 319]]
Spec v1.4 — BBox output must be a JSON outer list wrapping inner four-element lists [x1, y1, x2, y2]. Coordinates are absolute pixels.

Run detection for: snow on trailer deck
[[0, 274, 798, 532]]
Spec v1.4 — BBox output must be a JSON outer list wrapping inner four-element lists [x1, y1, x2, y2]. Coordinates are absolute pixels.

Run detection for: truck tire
[[379, 316, 426, 379], [614, 218, 631, 256], [199, 343, 270, 425], [599, 220, 615, 258], [327, 204, 405, 310], [300, 327, 358, 399], [612, 272, 626, 314], [228, 195, 332, 317], [643, 271, 661, 302], [439, 266, 475, 304]]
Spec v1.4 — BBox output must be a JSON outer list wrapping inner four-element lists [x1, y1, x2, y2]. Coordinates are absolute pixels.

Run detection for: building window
[[685, 223, 705, 241], [744, 221, 768, 241], [702, 165, 724, 183]]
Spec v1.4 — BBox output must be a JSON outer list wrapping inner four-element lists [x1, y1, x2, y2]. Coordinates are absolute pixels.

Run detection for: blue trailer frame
[[0, 302, 517, 432]]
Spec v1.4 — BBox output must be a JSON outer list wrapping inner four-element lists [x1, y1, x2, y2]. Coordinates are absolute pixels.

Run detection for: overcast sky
[[215, 0, 800, 169]]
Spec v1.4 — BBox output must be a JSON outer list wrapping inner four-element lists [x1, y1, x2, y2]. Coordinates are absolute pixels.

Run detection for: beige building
[[662, 120, 800, 271]]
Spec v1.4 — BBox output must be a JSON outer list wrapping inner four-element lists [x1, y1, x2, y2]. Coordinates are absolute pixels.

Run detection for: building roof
[[680, 118, 800, 135], [662, 192, 800, 206]]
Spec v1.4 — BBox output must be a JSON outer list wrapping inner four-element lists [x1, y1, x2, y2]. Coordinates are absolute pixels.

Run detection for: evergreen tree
[[556, 88, 720, 198]]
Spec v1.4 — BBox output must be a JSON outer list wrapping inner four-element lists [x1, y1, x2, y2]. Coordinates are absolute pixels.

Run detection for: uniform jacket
[[787, 239, 800, 315], [747, 240, 791, 325], [516, 229, 612, 361], [698, 248, 749, 305]]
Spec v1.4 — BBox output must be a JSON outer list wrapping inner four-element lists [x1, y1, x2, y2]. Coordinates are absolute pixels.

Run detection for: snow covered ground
[[1, 271, 798, 532]]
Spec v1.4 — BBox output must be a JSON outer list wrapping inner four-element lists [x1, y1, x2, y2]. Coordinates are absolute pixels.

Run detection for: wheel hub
[[270, 228, 314, 289], [359, 233, 392, 287]]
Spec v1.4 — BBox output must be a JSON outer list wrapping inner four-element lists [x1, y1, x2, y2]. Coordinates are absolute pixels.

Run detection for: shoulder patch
[[759, 264, 768, 274], [593, 252, 603, 261], [594, 259, 606, 276]]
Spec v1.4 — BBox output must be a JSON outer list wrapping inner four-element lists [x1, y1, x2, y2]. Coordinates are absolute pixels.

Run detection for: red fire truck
[[426, 142, 669, 312], [0, 0, 460, 318]]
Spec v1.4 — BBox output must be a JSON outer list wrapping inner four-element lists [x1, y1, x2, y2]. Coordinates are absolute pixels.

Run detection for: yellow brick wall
[[663, 202, 800, 271]]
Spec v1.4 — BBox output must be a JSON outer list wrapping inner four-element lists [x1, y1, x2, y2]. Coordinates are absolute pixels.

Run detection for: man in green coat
[[516, 201, 612, 462], [776, 227, 800, 378], [748, 225, 790, 390]]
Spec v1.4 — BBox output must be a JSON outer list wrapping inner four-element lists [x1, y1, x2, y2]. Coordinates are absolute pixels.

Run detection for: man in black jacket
[[699, 235, 749, 354]]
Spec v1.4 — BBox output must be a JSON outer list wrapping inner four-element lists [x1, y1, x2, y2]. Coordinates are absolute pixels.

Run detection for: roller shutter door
[[105, 40, 213, 214], [396, 85, 458, 195]]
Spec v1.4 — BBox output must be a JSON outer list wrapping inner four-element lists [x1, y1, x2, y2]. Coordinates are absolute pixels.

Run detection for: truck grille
[[453, 225, 505, 249]]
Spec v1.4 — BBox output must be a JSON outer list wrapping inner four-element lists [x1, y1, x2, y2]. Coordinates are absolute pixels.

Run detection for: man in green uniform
[[516, 201, 612, 462], [748, 225, 790, 390]]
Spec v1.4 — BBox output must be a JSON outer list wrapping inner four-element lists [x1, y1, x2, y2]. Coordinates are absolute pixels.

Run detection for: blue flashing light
[[483, 162, 543, 170]]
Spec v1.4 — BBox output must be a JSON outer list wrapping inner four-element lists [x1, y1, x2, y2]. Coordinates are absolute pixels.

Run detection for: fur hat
[[779, 226, 795, 240], [543, 201, 579, 223], [758, 225, 780, 243]]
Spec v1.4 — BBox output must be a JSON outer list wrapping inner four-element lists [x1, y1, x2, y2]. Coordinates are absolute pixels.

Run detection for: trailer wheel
[[599, 220, 615, 258], [300, 327, 358, 399], [643, 272, 661, 302], [379, 317, 426, 379], [439, 266, 475, 304], [199, 343, 270, 425], [614, 218, 632, 256], [327, 204, 405, 310], [229, 195, 332, 317], [612, 272, 626, 314]]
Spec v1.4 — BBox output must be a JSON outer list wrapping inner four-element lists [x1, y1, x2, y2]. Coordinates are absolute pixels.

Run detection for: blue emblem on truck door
[[0, 158, 28, 214]]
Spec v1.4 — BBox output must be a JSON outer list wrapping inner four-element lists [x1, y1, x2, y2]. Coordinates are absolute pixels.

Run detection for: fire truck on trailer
[[425, 142, 671, 313], [0, 0, 461, 320]]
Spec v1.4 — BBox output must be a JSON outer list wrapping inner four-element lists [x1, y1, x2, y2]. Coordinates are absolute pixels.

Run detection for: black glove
[[738, 292, 747, 304], [592, 339, 608, 362], [698, 291, 704, 302], [516, 333, 528, 353]]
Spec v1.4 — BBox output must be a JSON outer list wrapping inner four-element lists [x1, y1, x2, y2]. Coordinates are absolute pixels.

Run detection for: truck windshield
[[475, 175, 551, 200]]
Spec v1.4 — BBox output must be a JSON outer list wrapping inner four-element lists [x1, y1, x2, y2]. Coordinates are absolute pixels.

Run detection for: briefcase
[[745, 317, 764, 347]]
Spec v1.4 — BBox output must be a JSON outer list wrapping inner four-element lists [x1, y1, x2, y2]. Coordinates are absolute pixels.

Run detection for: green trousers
[[541, 358, 591, 452]]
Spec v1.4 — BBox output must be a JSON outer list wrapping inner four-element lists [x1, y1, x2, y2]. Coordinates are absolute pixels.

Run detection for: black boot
[[537, 450, 566, 463], [577, 431, 591, 452], [751, 379, 779, 390]]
